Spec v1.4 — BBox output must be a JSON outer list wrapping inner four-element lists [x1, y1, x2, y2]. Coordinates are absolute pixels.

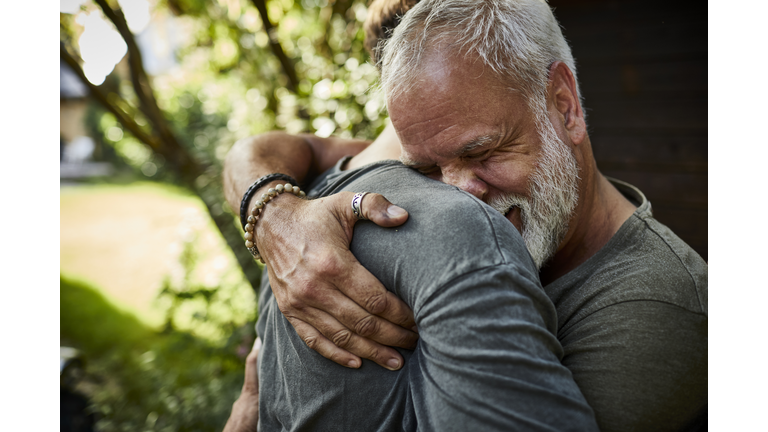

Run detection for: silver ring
[[351, 192, 370, 220]]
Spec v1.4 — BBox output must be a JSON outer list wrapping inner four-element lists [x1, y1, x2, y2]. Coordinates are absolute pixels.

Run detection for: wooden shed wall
[[548, 0, 708, 261]]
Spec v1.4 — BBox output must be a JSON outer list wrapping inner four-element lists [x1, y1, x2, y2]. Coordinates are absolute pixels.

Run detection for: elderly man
[[226, 155, 600, 431], [223, 0, 707, 430]]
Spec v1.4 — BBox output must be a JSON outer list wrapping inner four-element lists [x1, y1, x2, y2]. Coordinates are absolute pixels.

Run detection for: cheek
[[479, 163, 530, 196]]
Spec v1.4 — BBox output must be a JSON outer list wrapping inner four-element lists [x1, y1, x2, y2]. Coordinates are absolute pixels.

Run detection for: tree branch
[[249, 0, 300, 92], [93, 0, 198, 177], [61, 43, 163, 151], [65, 5, 265, 292]]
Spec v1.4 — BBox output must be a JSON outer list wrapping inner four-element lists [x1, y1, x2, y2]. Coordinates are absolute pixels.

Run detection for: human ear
[[547, 61, 586, 145]]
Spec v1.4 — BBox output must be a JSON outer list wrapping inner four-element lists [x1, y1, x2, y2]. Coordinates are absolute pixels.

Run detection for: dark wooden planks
[[550, 0, 708, 261]]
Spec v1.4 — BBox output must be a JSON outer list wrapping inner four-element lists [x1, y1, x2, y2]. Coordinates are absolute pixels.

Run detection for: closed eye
[[462, 148, 494, 163]]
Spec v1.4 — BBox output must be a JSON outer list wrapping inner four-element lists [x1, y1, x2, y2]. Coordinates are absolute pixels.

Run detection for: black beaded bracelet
[[239, 173, 298, 230]]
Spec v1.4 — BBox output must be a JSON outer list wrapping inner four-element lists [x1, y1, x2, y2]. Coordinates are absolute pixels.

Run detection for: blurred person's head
[[364, 0, 420, 65]]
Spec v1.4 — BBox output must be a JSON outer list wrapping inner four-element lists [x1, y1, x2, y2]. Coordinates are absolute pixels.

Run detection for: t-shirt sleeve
[[409, 264, 599, 432], [559, 301, 708, 432]]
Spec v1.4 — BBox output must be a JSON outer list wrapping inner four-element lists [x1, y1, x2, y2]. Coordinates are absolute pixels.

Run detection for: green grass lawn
[[61, 181, 258, 431], [61, 274, 252, 431], [60, 181, 256, 335]]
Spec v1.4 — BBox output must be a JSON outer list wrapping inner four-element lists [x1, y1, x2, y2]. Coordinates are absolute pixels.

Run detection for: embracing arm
[[413, 266, 598, 431], [222, 131, 370, 210], [222, 128, 416, 371], [223, 338, 261, 432]]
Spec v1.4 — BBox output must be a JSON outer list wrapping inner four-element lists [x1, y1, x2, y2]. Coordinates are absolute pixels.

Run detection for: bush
[[61, 275, 255, 431]]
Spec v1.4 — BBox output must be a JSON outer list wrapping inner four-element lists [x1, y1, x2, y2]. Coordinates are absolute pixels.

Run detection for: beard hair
[[487, 118, 580, 270]]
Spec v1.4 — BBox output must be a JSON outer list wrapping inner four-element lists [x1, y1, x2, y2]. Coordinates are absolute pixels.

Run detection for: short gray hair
[[379, 0, 583, 122]]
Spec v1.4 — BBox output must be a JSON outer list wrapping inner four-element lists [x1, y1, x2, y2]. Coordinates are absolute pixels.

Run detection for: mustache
[[487, 193, 528, 217]]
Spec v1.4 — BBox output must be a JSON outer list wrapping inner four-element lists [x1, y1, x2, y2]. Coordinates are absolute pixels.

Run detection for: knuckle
[[315, 255, 344, 279], [327, 351, 347, 366], [302, 334, 319, 350], [367, 346, 382, 362], [354, 315, 379, 338], [365, 194, 385, 212], [364, 292, 388, 315], [370, 193, 387, 204], [281, 295, 305, 314], [330, 328, 353, 348], [295, 282, 320, 302]]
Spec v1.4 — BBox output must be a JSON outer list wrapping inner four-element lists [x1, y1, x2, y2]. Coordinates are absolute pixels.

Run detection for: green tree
[[61, 0, 387, 291]]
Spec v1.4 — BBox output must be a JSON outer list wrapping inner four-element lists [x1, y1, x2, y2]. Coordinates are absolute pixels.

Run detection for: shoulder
[[326, 162, 546, 318], [595, 179, 707, 313], [638, 214, 708, 311], [553, 210, 707, 333], [607, 210, 708, 315], [330, 162, 538, 280]]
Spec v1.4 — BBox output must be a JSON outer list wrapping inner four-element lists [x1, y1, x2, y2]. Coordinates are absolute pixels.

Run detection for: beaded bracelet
[[244, 183, 306, 263], [239, 173, 298, 230]]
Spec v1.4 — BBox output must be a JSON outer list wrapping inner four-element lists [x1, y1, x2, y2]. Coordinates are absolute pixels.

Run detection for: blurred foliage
[[62, 1, 385, 428], [61, 198, 257, 430], [157, 224, 257, 342], [61, 264, 255, 431], [65, 0, 386, 186]]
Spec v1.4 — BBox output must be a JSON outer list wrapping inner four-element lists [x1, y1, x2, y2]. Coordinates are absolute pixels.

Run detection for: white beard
[[487, 119, 580, 270]]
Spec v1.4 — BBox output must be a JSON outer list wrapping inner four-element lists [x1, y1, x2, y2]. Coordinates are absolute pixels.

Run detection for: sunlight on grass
[[60, 181, 254, 335], [61, 274, 154, 355]]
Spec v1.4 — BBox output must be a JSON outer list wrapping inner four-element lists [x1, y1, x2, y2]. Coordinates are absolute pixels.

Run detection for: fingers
[[320, 283, 418, 350], [333, 191, 408, 228], [334, 259, 418, 344], [288, 314, 406, 371], [360, 192, 409, 227], [289, 317, 362, 369], [242, 337, 261, 395], [279, 247, 418, 349], [253, 337, 262, 353]]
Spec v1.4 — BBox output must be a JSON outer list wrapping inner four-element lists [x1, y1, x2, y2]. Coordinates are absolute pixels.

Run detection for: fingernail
[[387, 205, 406, 217], [347, 360, 358, 368], [386, 359, 401, 370]]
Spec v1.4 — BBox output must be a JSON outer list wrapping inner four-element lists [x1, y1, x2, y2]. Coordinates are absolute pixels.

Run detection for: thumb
[[355, 192, 408, 227]]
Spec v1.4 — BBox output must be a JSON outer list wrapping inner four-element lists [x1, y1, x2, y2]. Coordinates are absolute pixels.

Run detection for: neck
[[539, 159, 637, 286]]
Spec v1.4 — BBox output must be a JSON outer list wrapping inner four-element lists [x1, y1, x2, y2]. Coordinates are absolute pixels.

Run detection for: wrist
[[246, 180, 295, 214], [243, 182, 306, 263], [239, 173, 299, 230]]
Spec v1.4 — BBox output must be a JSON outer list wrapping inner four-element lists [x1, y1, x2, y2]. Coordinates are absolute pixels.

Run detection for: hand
[[223, 337, 261, 432], [256, 190, 417, 370]]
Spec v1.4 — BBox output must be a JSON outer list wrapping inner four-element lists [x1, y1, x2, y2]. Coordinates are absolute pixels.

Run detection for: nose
[[440, 167, 488, 200]]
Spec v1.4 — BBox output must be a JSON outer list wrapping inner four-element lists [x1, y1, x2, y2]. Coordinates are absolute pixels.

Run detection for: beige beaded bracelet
[[244, 183, 306, 263]]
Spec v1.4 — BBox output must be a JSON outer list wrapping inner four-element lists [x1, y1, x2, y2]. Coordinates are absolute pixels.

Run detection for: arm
[[223, 338, 261, 432], [223, 131, 370, 205], [413, 266, 598, 431], [222, 130, 416, 370]]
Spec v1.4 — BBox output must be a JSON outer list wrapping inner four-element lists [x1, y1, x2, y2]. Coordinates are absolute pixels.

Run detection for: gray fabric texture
[[545, 178, 708, 432], [256, 160, 598, 431]]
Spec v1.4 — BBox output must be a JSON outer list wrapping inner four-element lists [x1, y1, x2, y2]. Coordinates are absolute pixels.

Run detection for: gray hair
[[379, 0, 583, 123]]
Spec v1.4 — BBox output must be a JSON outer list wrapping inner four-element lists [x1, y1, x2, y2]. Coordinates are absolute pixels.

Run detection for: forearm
[[223, 131, 369, 212]]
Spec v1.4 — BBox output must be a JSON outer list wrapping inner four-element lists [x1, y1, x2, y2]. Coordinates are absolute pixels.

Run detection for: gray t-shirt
[[545, 178, 708, 431], [256, 160, 598, 431]]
